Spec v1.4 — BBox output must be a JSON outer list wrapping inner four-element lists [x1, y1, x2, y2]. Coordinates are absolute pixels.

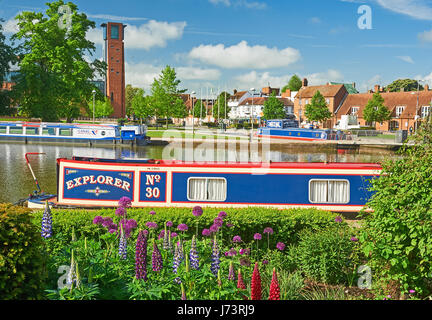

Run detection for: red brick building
[[101, 22, 126, 118]]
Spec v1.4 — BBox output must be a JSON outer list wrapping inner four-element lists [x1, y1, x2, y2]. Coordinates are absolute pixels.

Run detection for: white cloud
[[374, 0, 432, 20], [2, 17, 19, 34], [188, 41, 301, 69], [209, 0, 267, 9], [176, 67, 221, 81], [125, 62, 161, 90], [233, 70, 292, 89], [360, 74, 382, 92], [304, 69, 345, 86], [308, 17, 321, 24], [418, 29, 432, 42], [86, 27, 104, 45], [86, 14, 148, 21], [415, 72, 432, 86], [396, 55, 415, 64]]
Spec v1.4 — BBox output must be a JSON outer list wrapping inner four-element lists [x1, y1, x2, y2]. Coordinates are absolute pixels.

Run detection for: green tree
[[385, 79, 424, 92], [360, 118, 432, 297], [304, 90, 332, 123], [150, 65, 187, 128], [11, 0, 106, 121], [0, 19, 17, 115], [131, 88, 153, 123], [192, 99, 206, 119], [125, 84, 140, 117], [88, 97, 113, 119], [282, 75, 302, 93], [213, 91, 231, 121], [263, 92, 286, 119], [363, 92, 391, 125]]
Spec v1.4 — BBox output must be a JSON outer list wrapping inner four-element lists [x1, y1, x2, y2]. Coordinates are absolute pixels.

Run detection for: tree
[[150, 65, 187, 128], [263, 92, 286, 120], [213, 91, 231, 121], [304, 90, 332, 123], [359, 118, 432, 296], [282, 75, 302, 93], [131, 88, 153, 123], [125, 84, 140, 117], [192, 99, 206, 119], [363, 92, 391, 125], [385, 79, 424, 92], [11, 0, 106, 121], [88, 97, 113, 119], [0, 19, 17, 115]]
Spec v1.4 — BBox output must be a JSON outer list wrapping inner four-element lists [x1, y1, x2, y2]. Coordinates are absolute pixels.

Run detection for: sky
[[2, 0, 432, 97]]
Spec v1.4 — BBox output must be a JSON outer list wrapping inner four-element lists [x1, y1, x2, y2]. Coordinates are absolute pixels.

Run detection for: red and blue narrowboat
[[27, 156, 382, 212]]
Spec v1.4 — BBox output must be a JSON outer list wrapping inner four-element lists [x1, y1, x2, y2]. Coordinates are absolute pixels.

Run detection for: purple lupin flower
[[192, 206, 203, 217], [189, 235, 199, 270], [173, 242, 182, 274], [135, 230, 148, 280], [152, 241, 163, 272], [41, 202, 53, 239], [211, 236, 220, 276], [118, 230, 127, 260], [228, 261, 235, 281]]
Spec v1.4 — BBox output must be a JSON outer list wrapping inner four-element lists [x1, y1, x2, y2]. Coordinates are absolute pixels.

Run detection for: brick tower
[[101, 22, 126, 118]]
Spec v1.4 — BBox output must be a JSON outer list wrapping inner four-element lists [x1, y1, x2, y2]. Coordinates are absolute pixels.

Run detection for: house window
[[421, 106, 431, 118], [309, 179, 350, 204], [187, 177, 227, 201], [396, 106, 405, 118], [351, 107, 359, 115], [326, 98, 330, 105], [111, 25, 119, 39]]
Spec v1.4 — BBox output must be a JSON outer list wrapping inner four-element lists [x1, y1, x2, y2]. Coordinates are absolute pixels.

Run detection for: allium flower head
[[350, 236, 359, 242], [276, 242, 286, 251], [178, 223, 188, 232], [202, 229, 211, 237], [263, 227, 274, 235], [213, 217, 223, 227], [146, 221, 158, 229], [209, 224, 219, 233], [192, 206, 203, 217], [118, 196, 132, 208], [166, 221, 173, 227], [254, 233, 262, 240], [41, 202, 53, 239], [149, 210, 156, 215], [93, 216, 103, 225], [218, 211, 227, 218], [233, 235, 242, 243], [115, 207, 126, 217], [335, 216, 343, 223], [101, 217, 113, 228]]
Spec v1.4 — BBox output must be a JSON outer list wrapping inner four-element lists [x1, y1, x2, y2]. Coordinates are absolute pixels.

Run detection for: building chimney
[[374, 85, 380, 93], [282, 88, 291, 98], [302, 78, 308, 87]]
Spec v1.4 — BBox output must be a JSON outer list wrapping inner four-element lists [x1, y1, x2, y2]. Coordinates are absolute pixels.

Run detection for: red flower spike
[[250, 262, 262, 300], [237, 269, 246, 290], [269, 268, 280, 300]]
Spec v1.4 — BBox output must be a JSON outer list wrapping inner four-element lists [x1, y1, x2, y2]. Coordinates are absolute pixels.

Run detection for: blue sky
[[2, 0, 432, 97]]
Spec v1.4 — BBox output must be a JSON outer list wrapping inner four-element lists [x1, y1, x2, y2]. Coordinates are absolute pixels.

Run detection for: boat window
[[9, 127, 23, 134], [42, 128, 56, 135], [26, 127, 39, 135], [187, 177, 227, 201], [0, 126, 6, 133], [59, 128, 72, 136], [309, 179, 349, 204]]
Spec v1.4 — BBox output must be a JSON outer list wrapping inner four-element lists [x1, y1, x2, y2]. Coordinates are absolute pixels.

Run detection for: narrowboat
[[0, 122, 149, 146], [257, 119, 341, 141], [28, 156, 381, 212]]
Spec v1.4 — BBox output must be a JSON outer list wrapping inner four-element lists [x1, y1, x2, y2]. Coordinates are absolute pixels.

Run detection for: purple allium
[[263, 227, 274, 235], [115, 207, 126, 217], [189, 236, 199, 270], [211, 237, 220, 276], [149, 210, 156, 215], [262, 260, 269, 265], [276, 242, 286, 251], [127, 219, 137, 229], [101, 217, 113, 228], [93, 216, 104, 225], [166, 221, 173, 227], [233, 235, 242, 243], [135, 230, 148, 280], [209, 224, 219, 233], [118, 196, 132, 208], [334, 216, 343, 223], [218, 211, 227, 218], [350, 236, 359, 242], [226, 248, 237, 257], [192, 206, 203, 217], [178, 223, 188, 232], [146, 221, 158, 229], [202, 229, 211, 237], [254, 233, 262, 240], [41, 202, 53, 239], [171, 232, 178, 238], [152, 241, 163, 272], [213, 217, 223, 227], [226, 222, 234, 228], [239, 248, 246, 255]]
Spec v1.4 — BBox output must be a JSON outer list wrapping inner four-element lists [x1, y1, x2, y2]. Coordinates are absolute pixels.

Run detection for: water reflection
[[0, 142, 395, 204]]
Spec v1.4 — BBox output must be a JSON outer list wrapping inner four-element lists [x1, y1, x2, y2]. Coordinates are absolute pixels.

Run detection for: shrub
[[0, 203, 47, 299], [296, 224, 355, 285]]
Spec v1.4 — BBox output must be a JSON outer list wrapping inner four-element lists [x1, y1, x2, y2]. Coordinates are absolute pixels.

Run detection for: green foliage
[[363, 92, 391, 124], [88, 97, 114, 118], [192, 99, 206, 118], [125, 84, 141, 117], [131, 89, 153, 122], [295, 224, 356, 285], [282, 75, 302, 93], [359, 118, 432, 297], [0, 204, 47, 299], [304, 90, 332, 123], [212, 92, 231, 120], [0, 20, 17, 115], [11, 0, 106, 121], [263, 92, 286, 120], [385, 79, 423, 93]]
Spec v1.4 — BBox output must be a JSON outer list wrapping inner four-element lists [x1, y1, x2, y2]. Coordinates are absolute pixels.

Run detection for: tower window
[[111, 92, 114, 102], [111, 25, 119, 39]]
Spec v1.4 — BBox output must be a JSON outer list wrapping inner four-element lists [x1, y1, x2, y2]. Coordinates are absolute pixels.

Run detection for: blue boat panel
[[171, 172, 374, 205], [139, 172, 167, 202]]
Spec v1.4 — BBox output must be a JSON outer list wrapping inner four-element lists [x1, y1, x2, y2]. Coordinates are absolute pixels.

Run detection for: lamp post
[[250, 88, 256, 142], [191, 91, 196, 135], [92, 89, 96, 124]]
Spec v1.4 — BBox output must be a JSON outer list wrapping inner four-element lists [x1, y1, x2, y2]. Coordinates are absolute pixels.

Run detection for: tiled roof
[[295, 84, 345, 98], [337, 91, 432, 118], [229, 90, 247, 101], [238, 97, 294, 106], [329, 82, 359, 94]]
